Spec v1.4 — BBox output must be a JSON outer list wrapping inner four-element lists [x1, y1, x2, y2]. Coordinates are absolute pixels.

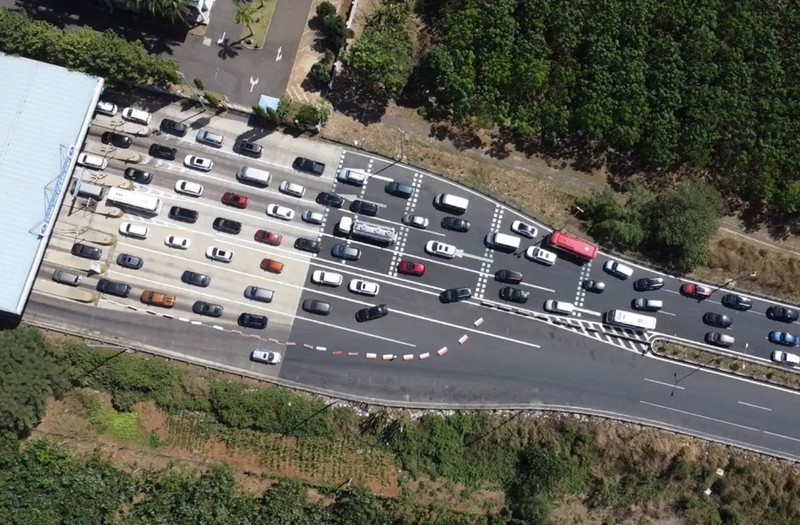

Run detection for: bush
[[309, 61, 332, 88], [321, 13, 352, 54], [193, 78, 205, 90], [316, 1, 336, 18]]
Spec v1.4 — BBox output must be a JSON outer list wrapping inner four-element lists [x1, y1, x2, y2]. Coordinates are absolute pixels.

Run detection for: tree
[[330, 487, 389, 525], [577, 188, 645, 251], [132, 0, 189, 23], [234, 4, 258, 38], [321, 13, 351, 55], [344, 26, 413, 101], [315, 1, 336, 19], [313, 98, 334, 125]]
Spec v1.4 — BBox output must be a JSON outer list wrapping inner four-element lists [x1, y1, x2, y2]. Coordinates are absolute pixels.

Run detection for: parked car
[[213, 217, 242, 235], [174, 180, 203, 197], [767, 306, 800, 323], [181, 271, 210, 287], [116, 253, 143, 269], [338, 168, 367, 186], [331, 244, 361, 261], [140, 290, 175, 308], [349, 279, 380, 296], [149, 143, 176, 160], [168, 206, 198, 224], [703, 312, 733, 328], [101, 131, 132, 148], [582, 279, 606, 293], [95, 101, 118, 116], [722, 293, 753, 311], [222, 192, 248, 208], [52, 270, 81, 286], [251, 349, 282, 364], [161, 118, 188, 136], [681, 283, 713, 299], [239, 313, 268, 329], [499, 286, 529, 304], [255, 230, 282, 245], [124, 168, 152, 184], [398, 260, 425, 276], [165, 235, 190, 250], [425, 240, 457, 259], [355, 304, 389, 322], [96, 278, 131, 298], [495, 269, 523, 284], [316, 192, 344, 208], [402, 214, 429, 229], [76, 153, 107, 170], [511, 220, 537, 239], [235, 140, 263, 157], [771, 350, 800, 365], [193, 301, 223, 317], [195, 130, 224, 147], [440, 287, 472, 303], [294, 238, 321, 253], [71, 242, 102, 260], [121, 107, 151, 124], [293, 157, 325, 175], [267, 204, 295, 221], [184, 154, 213, 171], [705, 331, 735, 347], [303, 299, 331, 315], [633, 277, 664, 291], [769, 331, 799, 347], [206, 246, 233, 263], [441, 217, 470, 232]]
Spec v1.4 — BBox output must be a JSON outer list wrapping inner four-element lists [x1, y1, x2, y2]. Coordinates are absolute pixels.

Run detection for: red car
[[222, 192, 248, 209], [398, 260, 425, 276], [681, 283, 713, 299], [254, 229, 282, 246]]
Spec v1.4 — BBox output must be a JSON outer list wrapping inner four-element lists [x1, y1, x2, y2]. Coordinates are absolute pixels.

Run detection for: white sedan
[[425, 240, 457, 259], [174, 179, 204, 197], [267, 204, 295, 221], [184, 154, 213, 172], [348, 279, 380, 296], [165, 235, 190, 250], [511, 220, 538, 239], [251, 349, 282, 364], [526, 246, 557, 265], [402, 214, 429, 229], [206, 246, 233, 262], [311, 270, 343, 287]]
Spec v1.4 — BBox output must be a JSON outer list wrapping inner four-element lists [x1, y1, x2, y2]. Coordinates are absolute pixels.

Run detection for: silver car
[[402, 214, 429, 229], [53, 270, 81, 286]]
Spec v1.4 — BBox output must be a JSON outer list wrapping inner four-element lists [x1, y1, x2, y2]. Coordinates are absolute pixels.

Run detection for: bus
[[547, 231, 598, 261], [353, 220, 396, 247], [106, 188, 161, 214], [604, 309, 657, 331]]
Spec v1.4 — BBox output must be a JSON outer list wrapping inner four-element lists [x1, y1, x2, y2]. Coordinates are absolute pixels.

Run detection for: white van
[[121, 107, 151, 125], [603, 260, 634, 279], [544, 300, 575, 315], [338, 216, 353, 234], [119, 221, 149, 239], [434, 193, 469, 214], [77, 153, 107, 171], [72, 181, 106, 201], [485, 232, 521, 252], [236, 166, 272, 187], [633, 298, 663, 311]]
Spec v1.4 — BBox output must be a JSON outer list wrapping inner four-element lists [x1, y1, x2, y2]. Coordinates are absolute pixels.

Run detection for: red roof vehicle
[[398, 260, 425, 276], [222, 192, 248, 209], [254, 229, 282, 246], [681, 283, 713, 299]]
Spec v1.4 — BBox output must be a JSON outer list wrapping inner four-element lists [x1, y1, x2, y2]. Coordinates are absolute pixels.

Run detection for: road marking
[[640, 401, 762, 432], [644, 378, 684, 390], [276, 46, 282, 61], [574, 307, 601, 317], [249, 76, 259, 92], [763, 430, 800, 444], [659, 310, 677, 317], [458, 251, 494, 263], [737, 401, 772, 411]]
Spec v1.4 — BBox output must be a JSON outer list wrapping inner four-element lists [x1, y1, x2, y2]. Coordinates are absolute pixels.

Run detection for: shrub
[[193, 78, 205, 90], [309, 61, 332, 88], [316, 1, 336, 18]]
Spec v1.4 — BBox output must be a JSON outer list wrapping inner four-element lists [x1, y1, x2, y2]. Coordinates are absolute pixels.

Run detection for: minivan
[[244, 286, 274, 303], [196, 130, 224, 147], [434, 193, 469, 214], [236, 166, 272, 187], [385, 181, 414, 199], [633, 298, 663, 311], [72, 181, 106, 201], [485, 232, 521, 253], [603, 260, 634, 280], [544, 300, 575, 315]]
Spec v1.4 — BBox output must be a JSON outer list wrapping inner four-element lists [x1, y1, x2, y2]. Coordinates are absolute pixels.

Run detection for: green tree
[[133, 0, 189, 23], [577, 188, 645, 251], [234, 4, 258, 38], [330, 487, 388, 525], [315, 1, 336, 19], [321, 13, 351, 54], [344, 26, 413, 101], [313, 97, 334, 125]]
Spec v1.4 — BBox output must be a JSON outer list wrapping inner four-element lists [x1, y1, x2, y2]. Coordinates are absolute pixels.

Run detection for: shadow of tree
[[217, 39, 242, 60], [327, 72, 388, 125]]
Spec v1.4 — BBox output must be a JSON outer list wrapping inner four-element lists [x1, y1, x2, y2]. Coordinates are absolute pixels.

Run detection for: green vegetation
[[315, 1, 352, 56], [0, 8, 179, 88], [237, 0, 277, 49], [130, 0, 189, 23]]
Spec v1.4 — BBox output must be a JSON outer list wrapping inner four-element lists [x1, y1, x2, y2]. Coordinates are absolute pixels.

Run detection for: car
[[121, 107, 151, 124], [279, 181, 306, 198], [722, 293, 752, 311], [168, 206, 198, 224], [184, 155, 213, 171], [398, 260, 425, 276], [255, 230, 282, 246], [124, 167, 152, 184], [149, 143, 176, 160], [511, 220, 537, 239], [213, 217, 242, 235], [350, 200, 379, 216], [337, 168, 368, 186], [402, 214, 429, 229], [174, 180, 203, 197], [181, 271, 210, 287], [222, 192, 248, 209], [495, 269, 523, 284], [582, 279, 606, 293], [603, 260, 634, 279], [101, 131, 132, 148], [356, 304, 389, 322], [526, 246, 557, 266], [165, 235, 190, 249], [193, 301, 223, 317], [705, 331, 735, 347], [316, 192, 344, 208], [239, 313, 268, 330], [235, 140, 263, 157], [267, 204, 295, 221], [544, 300, 576, 315], [76, 153, 107, 170], [95, 101, 118, 116], [633, 298, 663, 311], [206, 246, 233, 263], [302, 210, 324, 224], [260, 258, 284, 273], [767, 306, 799, 323], [294, 237, 321, 253], [499, 286, 530, 304], [703, 312, 733, 328], [71, 242, 102, 260], [52, 270, 81, 286], [303, 299, 331, 315], [195, 130, 224, 147], [440, 287, 473, 303], [681, 283, 714, 299], [349, 279, 380, 296], [425, 240, 457, 259], [96, 278, 131, 298], [161, 118, 188, 136], [769, 331, 799, 346], [116, 253, 143, 269], [140, 290, 175, 308], [118, 222, 149, 239], [441, 217, 470, 232], [312, 270, 343, 287], [633, 277, 665, 291], [385, 181, 414, 199], [293, 157, 325, 175], [771, 350, 800, 365], [331, 244, 361, 261], [251, 349, 282, 364]]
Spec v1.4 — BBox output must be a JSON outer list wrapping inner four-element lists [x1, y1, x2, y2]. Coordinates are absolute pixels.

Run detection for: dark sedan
[[703, 312, 732, 328], [192, 301, 223, 318], [235, 140, 263, 158], [116, 253, 143, 269], [440, 287, 472, 303], [96, 278, 131, 298], [123, 168, 152, 184], [71, 242, 102, 260], [101, 131, 132, 148], [583, 279, 606, 293], [722, 293, 752, 311], [495, 269, 523, 284], [295, 238, 321, 253], [161, 118, 188, 137], [149, 143, 176, 160], [303, 299, 331, 315], [213, 217, 242, 235], [355, 304, 389, 322], [767, 306, 800, 323], [441, 217, 471, 232], [499, 286, 529, 304], [181, 271, 210, 287], [169, 206, 198, 224], [293, 156, 325, 175], [238, 313, 268, 330], [633, 277, 664, 291], [316, 192, 344, 208]]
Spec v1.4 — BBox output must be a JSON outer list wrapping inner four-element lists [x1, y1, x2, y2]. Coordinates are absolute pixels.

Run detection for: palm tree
[[234, 5, 258, 38], [133, 0, 189, 23]]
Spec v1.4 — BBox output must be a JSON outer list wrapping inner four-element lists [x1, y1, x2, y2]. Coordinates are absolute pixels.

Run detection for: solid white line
[[659, 310, 677, 317], [644, 378, 684, 390], [640, 400, 761, 432], [763, 430, 800, 443], [737, 401, 772, 411]]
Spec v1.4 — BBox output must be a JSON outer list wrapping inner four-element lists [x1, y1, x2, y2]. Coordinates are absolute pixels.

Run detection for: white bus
[[106, 188, 161, 214], [604, 309, 657, 331]]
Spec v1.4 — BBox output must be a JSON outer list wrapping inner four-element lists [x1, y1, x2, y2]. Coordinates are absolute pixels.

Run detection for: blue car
[[769, 331, 799, 346]]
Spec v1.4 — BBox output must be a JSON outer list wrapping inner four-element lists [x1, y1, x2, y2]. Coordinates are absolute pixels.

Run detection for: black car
[[303, 299, 331, 315], [213, 217, 242, 235], [499, 286, 529, 304], [181, 271, 210, 287], [101, 131, 132, 148], [441, 217, 471, 232], [238, 313, 268, 329], [316, 192, 344, 208], [192, 301, 223, 318], [633, 277, 664, 291], [350, 200, 379, 216], [71, 242, 102, 260], [331, 244, 361, 261], [722, 293, 752, 311], [582, 279, 606, 293], [169, 206, 198, 224], [235, 140, 263, 158], [149, 143, 177, 160], [703, 312, 733, 328], [293, 156, 325, 175], [96, 278, 131, 298], [767, 306, 799, 323], [356, 304, 389, 322], [440, 287, 473, 303], [161, 118, 188, 137], [385, 181, 414, 199], [495, 269, 523, 284], [294, 237, 321, 253], [116, 253, 143, 269], [123, 168, 152, 184]]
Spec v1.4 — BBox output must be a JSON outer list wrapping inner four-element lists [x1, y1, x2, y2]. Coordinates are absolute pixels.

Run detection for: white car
[[77, 152, 107, 170], [544, 300, 575, 315], [279, 180, 306, 198], [267, 204, 295, 221], [511, 220, 538, 239], [95, 101, 118, 116], [348, 279, 380, 296], [337, 168, 368, 186], [425, 240, 457, 259], [302, 210, 324, 224], [184, 155, 213, 172], [121, 107, 152, 124], [165, 235, 190, 249], [402, 214, 429, 229], [312, 270, 343, 287], [771, 350, 800, 366], [526, 246, 556, 266], [174, 179, 204, 197], [118, 222, 149, 239], [206, 246, 233, 263], [251, 349, 282, 364]]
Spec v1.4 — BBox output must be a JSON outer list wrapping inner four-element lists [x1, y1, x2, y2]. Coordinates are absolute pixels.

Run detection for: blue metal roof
[[0, 54, 104, 316]]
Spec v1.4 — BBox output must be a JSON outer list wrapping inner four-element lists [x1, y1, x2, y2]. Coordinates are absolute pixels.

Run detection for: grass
[[240, 0, 277, 50], [90, 402, 148, 445]]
